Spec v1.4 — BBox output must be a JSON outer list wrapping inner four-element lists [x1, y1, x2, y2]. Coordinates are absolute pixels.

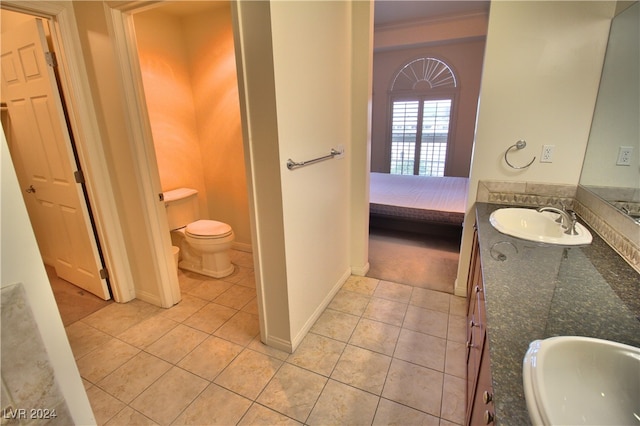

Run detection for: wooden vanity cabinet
[[466, 228, 495, 425]]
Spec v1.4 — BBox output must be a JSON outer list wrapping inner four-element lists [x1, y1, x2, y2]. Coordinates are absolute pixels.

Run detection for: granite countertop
[[475, 202, 640, 426]]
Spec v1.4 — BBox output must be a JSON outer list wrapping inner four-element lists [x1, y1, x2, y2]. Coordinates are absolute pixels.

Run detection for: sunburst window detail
[[391, 57, 457, 92], [388, 57, 457, 177]]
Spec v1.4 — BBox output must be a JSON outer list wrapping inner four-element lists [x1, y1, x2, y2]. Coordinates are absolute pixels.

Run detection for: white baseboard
[[232, 242, 252, 253], [289, 267, 351, 352]]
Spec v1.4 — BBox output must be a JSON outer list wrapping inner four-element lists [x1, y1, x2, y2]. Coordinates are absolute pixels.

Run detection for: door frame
[[102, 1, 182, 307], [1, 1, 136, 302]]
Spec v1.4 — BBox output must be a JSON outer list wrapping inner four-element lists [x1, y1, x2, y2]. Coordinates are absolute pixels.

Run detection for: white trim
[[232, 241, 253, 253], [104, 3, 181, 308], [290, 268, 351, 352], [1, 1, 136, 302], [351, 262, 370, 276]]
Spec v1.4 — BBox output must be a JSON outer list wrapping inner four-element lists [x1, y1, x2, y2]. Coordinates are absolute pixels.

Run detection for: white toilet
[[163, 188, 235, 278]]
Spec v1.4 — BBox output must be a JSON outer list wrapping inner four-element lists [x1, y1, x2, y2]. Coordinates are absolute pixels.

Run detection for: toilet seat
[[185, 219, 233, 239]]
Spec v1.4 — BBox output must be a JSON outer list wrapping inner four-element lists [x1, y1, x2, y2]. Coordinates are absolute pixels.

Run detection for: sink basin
[[489, 208, 592, 245], [523, 336, 640, 425]]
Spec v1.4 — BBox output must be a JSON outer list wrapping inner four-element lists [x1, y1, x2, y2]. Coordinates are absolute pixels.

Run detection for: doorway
[[129, 1, 252, 258], [0, 9, 111, 301]]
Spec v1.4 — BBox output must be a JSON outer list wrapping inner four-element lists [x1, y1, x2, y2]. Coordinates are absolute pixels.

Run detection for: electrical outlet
[[540, 145, 554, 163], [616, 146, 633, 166]]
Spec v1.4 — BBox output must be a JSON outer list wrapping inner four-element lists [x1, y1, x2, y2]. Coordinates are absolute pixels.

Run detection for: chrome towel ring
[[504, 139, 535, 169]]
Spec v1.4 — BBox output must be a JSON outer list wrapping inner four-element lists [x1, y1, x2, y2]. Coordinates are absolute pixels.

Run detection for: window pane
[[419, 99, 451, 177], [390, 101, 419, 175]]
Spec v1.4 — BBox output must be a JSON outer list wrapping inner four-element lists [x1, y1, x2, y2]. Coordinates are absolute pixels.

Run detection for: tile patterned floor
[[63, 250, 467, 425]]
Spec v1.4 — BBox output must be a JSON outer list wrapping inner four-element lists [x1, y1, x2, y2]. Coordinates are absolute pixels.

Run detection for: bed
[[369, 172, 469, 232]]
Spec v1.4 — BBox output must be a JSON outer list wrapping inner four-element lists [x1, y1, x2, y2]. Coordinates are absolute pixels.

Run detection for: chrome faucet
[[537, 206, 579, 235]]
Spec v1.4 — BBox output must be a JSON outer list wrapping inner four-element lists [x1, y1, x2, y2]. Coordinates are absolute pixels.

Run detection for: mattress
[[369, 172, 469, 225]]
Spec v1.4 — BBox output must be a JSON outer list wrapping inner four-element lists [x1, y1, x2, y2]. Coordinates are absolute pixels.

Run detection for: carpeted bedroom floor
[[367, 227, 461, 294]]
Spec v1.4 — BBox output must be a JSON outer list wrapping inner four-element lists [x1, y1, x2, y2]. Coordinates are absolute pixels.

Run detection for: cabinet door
[[470, 334, 495, 425]]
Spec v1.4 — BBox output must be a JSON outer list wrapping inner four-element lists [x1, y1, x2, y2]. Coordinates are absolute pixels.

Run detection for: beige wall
[[233, 0, 372, 351], [134, 3, 251, 249], [455, 1, 616, 295], [134, 9, 208, 215], [271, 0, 354, 347], [371, 39, 486, 176]]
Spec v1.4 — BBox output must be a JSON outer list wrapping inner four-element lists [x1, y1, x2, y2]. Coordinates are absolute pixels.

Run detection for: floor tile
[[363, 297, 407, 326], [97, 352, 172, 403], [248, 336, 291, 361], [256, 363, 326, 422], [449, 296, 467, 317], [82, 300, 161, 336], [182, 302, 237, 334], [341, 275, 379, 296], [130, 367, 208, 425], [373, 398, 440, 426], [104, 406, 158, 425], [310, 309, 360, 342], [328, 289, 370, 316], [238, 403, 302, 425], [173, 383, 252, 425], [440, 374, 466, 425], [214, 349, 283, 400], [447, 314, 467, 343], [307, 379, 379, 426], [177, 335, 243, 381], [410, 287, 451, 313], [106, 407, 158, 426], [145, 324, 208, 364], [222, 265, 253, 285], [158, 294, 208, 323], [394, 328, 446, 372], [382, 358, 444, 417], [242, 297, 260, 315], [186, 280, 233, 302], [373, 280, 413, 303], [86, 386, 126, 425], [349, 318, 400, 356], [403, 305, 449, 339], [286, 333, 345, 376], [65, 321, 112, 359], [213, 311, 260, 346], [117, 315, 179, 349], [76, 338, 140, 383], [229, 251, 254, 269], [214, 285, 256, 310], [176, 270, 207, 294], [330, 345, 391, 395], [54, 241, 466, 426], [445, 340, 466, 379]]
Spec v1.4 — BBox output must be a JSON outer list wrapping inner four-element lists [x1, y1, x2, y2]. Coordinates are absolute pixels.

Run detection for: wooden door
[[1, 18, 110, 300]]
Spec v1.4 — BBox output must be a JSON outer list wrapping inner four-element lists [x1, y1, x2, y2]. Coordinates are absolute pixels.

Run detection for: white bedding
[[369, 172, 468, 225]]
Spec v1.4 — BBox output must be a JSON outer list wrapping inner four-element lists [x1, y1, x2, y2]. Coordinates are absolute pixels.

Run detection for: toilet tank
[[163, 188, 199, 230]]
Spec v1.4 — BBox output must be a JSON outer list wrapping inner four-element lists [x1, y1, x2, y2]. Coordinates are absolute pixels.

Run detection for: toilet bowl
[[164, 188, 235, 278]]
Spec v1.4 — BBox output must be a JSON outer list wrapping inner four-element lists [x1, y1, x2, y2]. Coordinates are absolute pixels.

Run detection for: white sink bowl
[[489, 208, 592, 245], [523, 336, 640, 425]]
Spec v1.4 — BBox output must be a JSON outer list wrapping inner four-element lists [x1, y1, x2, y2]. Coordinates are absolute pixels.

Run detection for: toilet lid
[[185, 220, 232, 237]]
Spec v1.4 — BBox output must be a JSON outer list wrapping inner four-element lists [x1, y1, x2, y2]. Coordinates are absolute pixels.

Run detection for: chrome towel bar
[[287, 147, 343, 170]]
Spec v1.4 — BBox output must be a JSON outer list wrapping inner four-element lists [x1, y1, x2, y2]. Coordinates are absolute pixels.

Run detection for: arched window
[[389, 57, 457, 176]]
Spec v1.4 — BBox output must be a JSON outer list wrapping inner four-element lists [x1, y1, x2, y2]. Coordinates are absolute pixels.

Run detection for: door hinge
[[100, 268, 109, 280], [74, 170, 85, 184], [45, 51, 57, 68], [158, 193, 164, 202]]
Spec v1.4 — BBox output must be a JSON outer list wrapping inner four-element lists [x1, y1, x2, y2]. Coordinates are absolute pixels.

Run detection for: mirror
[[580, 1, 639, 224]]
